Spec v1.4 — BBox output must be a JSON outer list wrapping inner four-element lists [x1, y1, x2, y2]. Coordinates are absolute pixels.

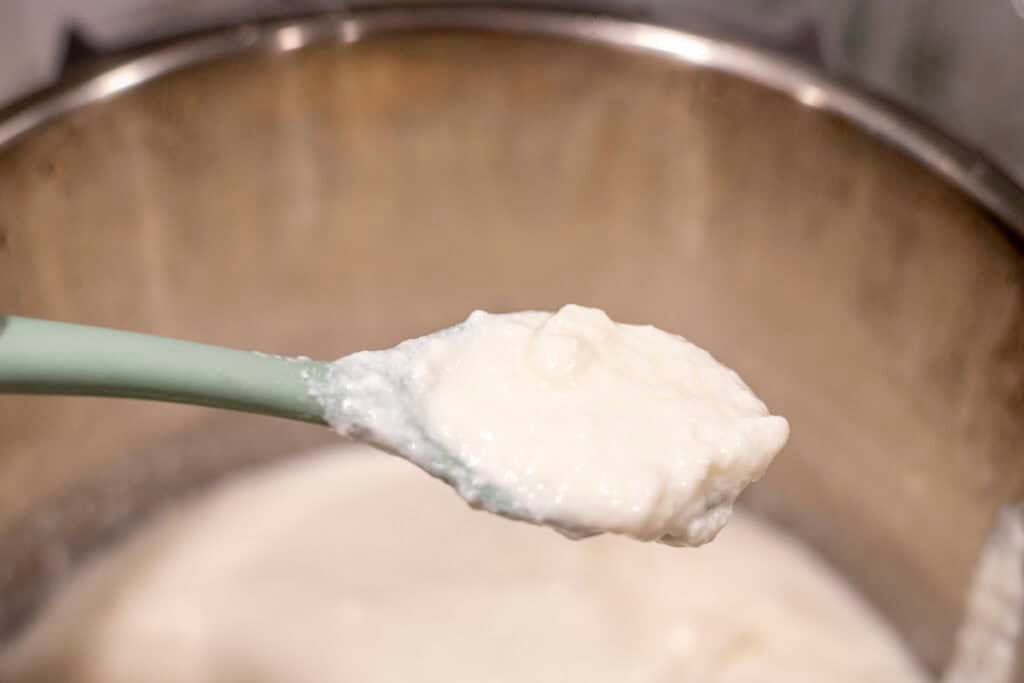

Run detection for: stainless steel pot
[[0, 7, 1022, 680]]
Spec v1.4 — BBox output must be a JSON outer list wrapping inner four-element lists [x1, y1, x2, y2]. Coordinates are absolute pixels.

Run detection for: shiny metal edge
[[1, 6, 1023, 235]]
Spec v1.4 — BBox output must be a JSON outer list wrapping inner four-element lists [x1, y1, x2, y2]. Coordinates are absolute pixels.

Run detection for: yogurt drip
[[308, 305, 789, 545]]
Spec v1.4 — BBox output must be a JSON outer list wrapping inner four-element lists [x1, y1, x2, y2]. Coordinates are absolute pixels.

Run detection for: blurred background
[[2, 0, 1024, 185]]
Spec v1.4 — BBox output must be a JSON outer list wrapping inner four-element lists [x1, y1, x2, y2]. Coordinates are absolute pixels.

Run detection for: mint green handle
[[0, 316, 328, 425]]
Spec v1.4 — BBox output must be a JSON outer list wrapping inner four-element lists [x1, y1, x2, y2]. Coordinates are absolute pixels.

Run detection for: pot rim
[[1, 5, 1023, 235]]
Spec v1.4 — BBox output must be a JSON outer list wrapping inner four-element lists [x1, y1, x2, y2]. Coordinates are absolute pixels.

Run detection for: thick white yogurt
[[309, 305, 789, 545], [0, 446, 928, 683]]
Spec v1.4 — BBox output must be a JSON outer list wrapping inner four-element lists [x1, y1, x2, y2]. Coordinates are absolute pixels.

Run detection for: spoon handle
[[0, 316, 328, 425]]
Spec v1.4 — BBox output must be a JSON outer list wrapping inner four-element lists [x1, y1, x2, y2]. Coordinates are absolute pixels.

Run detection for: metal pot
[[0, 7, 1022, 679]]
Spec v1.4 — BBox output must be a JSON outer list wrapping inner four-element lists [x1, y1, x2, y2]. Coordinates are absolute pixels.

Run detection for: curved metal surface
[[0, 10, 1022, 675], [0, 6, 1023, 237]]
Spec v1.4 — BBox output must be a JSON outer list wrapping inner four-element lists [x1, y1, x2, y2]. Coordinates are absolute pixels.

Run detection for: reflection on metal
[[0, 8, 1022, 234], [274, 25, 309, 52], [796, 84, 828, 108]]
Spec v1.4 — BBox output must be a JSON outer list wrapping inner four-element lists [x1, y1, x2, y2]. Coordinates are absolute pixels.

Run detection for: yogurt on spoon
[[307, 304, 789, 546]]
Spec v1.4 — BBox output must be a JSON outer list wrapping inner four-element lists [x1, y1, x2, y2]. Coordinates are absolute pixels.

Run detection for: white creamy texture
[[309, 305, 790, 546], [0, 445, 929, 683]]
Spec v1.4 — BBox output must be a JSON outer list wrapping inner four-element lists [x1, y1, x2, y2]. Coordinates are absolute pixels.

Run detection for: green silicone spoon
[[0, 315, 330, 424]]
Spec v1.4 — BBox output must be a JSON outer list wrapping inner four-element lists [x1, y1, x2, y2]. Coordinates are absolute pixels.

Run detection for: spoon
[[0, 315, 330, 424], [0, 309, 790, 546]]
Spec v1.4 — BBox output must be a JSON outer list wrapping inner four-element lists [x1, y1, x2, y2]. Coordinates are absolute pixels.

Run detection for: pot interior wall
[[0, 30, 1022, 674]]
